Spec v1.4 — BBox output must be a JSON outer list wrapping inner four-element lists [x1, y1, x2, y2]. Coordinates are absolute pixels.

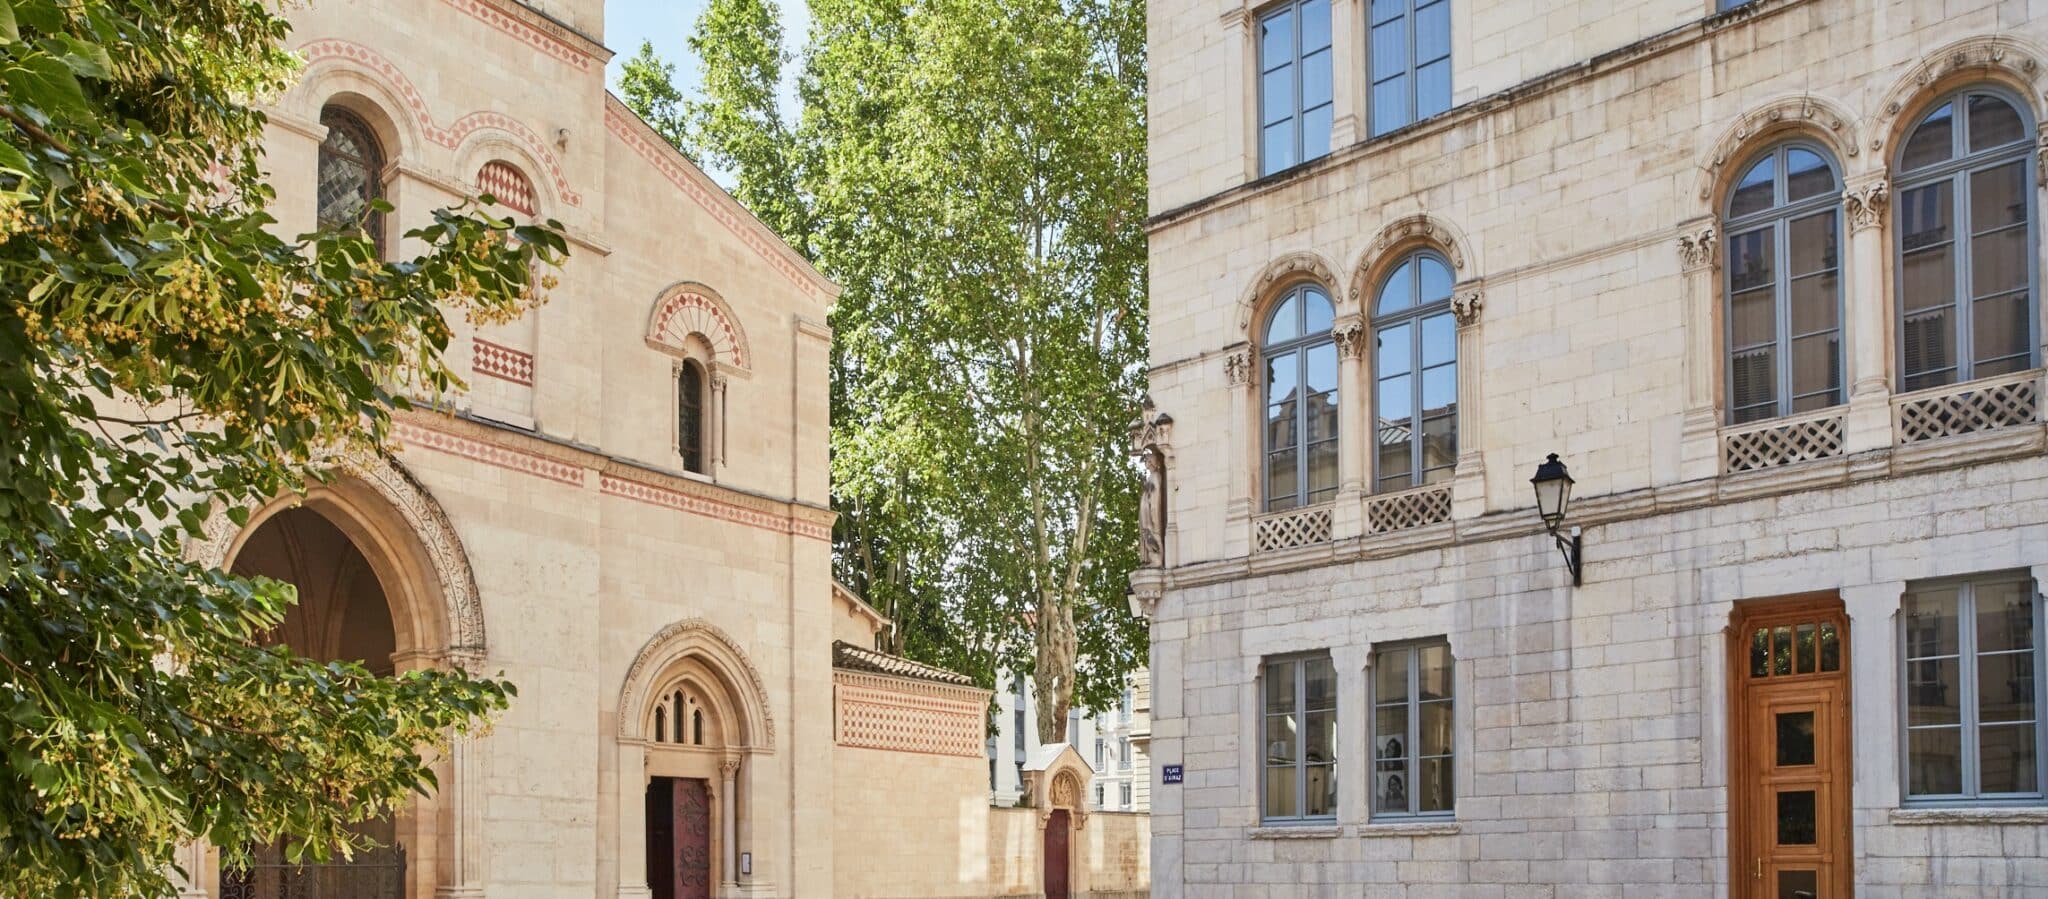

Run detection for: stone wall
[[988, 809, 1153, 898]]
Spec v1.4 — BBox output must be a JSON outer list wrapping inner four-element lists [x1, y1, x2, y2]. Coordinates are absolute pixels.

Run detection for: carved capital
[[1333, 321, 1366, 358], [1677, 227, 1717, 272], [710, 372, 730, 394], [720, 758, 741, 778], [1452, 290, 1483, 327], [1224, 348, 1256, 388], [2038, 131, 2048, 187], [1844, 179, 1889, 232]]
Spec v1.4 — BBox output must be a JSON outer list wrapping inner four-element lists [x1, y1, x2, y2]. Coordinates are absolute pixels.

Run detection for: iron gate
[[220, 844, 406, 899]]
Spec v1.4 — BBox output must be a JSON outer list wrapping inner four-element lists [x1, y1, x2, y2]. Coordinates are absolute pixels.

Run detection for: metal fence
[[220, 844, 407, 899]]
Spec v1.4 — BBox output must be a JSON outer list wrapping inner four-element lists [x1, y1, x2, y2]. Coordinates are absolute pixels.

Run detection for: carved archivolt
[[1351, 215, 1473, 306], [1872, 35, 2046, 156], [1234, 251, 1342, 336], [1694, 94, 1861, 203], [646, 281, 751, 371], [618, 618, 775, 749], [187, 451, 486, 658]]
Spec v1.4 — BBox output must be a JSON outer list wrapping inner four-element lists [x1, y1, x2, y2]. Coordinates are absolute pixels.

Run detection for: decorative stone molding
[[1892, 369, 2042, 445], [1721, 411, 1847, 474], [1873, 35, 2046, 154], [1695, 94, 1859, 202], [618, 618, 776, 749], [1677, 227, 1717, 271], [1843, 179, 1889, 232], [1352, 215, 1472, 305], [1224, 347, 1257, 387], [1451, 290, 1483, 327], [647, 282, 751, 371], [832, 670, 989, 758], [187, 451, 487, 656], [1254, 505, 1333, 552], [475, 159, 538, 216], [1365, 483, 1453, 534], [1332, 321, 1366, 358], [1234, 251, 1343, 334], [472, 336, 534, 386]]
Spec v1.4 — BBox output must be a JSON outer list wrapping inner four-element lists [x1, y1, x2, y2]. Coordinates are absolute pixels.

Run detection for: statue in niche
[[1130, 396, 1173, 569]]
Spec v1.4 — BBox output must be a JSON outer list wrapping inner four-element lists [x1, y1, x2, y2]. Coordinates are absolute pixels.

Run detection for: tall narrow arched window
[[1895, 88, 2038, 392], [1372, 252, 1456, 491], [678, 361, 707, 473], [1262, 285, 1338, 510], [1722, 143, 1844, 423], [317, 106, 386, 256]]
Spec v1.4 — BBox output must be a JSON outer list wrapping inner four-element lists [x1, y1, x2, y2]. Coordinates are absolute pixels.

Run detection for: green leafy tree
[[0, 2, 562, 895], [626, 0, 1147, 742], [618, 41, 689, 152]]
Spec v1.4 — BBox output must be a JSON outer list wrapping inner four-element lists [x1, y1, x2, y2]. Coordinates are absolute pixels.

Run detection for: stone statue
[[1131, 396, 1172, 569]]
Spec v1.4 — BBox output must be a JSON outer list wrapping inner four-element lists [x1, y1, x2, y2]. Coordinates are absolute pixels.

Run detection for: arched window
[[1722, 143, 1844, 423], [1262, 284, 1338, 510], [1895, 88, 2038, 391], [1372, 252, 1456, 491], [317, 106, 386, 255], [678, 361, 707, 474]]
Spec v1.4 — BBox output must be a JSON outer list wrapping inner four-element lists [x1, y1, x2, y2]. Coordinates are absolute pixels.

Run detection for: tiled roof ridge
[[831, 640, 978, 687]]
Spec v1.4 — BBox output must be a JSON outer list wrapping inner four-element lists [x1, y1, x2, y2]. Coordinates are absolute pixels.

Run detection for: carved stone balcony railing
[[1721, 407, 1846, 473], [1893, 369, 2043, 445], [1366, 483, 1453, 534], [1253, 505, 1333, 553]]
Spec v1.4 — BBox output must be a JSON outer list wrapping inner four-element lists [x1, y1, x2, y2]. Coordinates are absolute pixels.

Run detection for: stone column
[[710, 372, 731, 472], [1329, 0, 1361, 147], [720, 757, 741, 890], [174, 840, 209, 898], [1451, 286, 1486, 519], [1676, 221, 1721, 483], [618, 744, 653, 899], [1842, 175, 1894, 453], [432, 649, 486, 899], [1224, 345, 1255, 557], [1332, 317, 1366, 539]]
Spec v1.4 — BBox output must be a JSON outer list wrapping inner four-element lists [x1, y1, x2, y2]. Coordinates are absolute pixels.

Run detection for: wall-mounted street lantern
[[1529, 453, 1583, 586]]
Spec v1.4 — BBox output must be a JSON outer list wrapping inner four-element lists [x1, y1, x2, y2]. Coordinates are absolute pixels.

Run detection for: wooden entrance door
[[1043, 808, 1070, 899], [1730, 599, 1851, 899], [647, 777, 714, 899]]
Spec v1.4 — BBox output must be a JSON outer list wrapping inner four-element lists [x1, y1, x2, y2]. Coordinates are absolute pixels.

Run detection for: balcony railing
[[1721, 406, 1846, 474], [1365, 482, 1453, 534], [1893, 369, 2042, 445], [1253, 504, 1332, 552]]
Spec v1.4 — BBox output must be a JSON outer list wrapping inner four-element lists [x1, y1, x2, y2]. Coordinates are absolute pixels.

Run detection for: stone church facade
[[1139, 0, 2048, 895], [158, 2, 1136, 898]]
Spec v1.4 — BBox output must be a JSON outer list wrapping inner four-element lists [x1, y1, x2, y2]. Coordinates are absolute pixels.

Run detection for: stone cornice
[[447, 0, 612, 69]]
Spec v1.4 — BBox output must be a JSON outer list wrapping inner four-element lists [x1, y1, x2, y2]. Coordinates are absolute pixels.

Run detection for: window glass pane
[[1974, 292, 2031, 368], [1901, 309, 1957, 391], [1795, 623, 1817, 674], [1902, 102, 1955, 172], [1265, 763, 1298, 818], [1752, 628, 1770, 678], [1262, 122, 1295, 175], [1980, 724, 2039, 794], [1417, 756, 1453, 813], [1415, 0, 1450, 62], [1968, 93, 2026, 152], [1730, 287, 1776, 356], [1377, 321, 1413, 378], [1266, 349, 1297, 405], [1370, 0, 1402, 25], [1788, 211, 1838, 277], [1259, 9, 1293, 65], [1378, 261, 1415, 316], [1907, 657, 1961, 726], [1418, 643, 1451, 700], [1970, 226, 2027, 299], [1299, 0, 1331, 50], [1265, 712, 1298, 763], [1373, 757, 1408, 814], [1970, 160, 2027, 233], [1371, 20, 1408, 80], [1977, 580, 2036, 652], [1421, 364, 1456, 416], [1301, 48, 1333, 112], [1978, 653, 2036, 723], [1307, 442, 1338, 503], [1418, 700, 1452, 756], [1375, 649, 1409, 703], [1418, 256, 1453, 304], [1415, 61, 1451, 121], [1303, 106, 1332, 163], [1900, 181, 1954, 251], [1374, 703, 1408, 756], [1265, 662, 1296, 713], [1900, 246, 1955, 315], [1727, 227, 1774, 294], [1904, 589, 1961, 656], [1819, 622, 1840, 672], [1777, 870, 1819, 899], [1776, 711, 1816, 766], [1304, 710, 1336, 763], [1266, 449, 1297, 509], [1304, 342, 1337, 401], [1775, 790, 1817, 845], [1789, 333, 1840, 404], [1790, 272, 1839, 336], [1730, 155, 1775, 218], [1305, 764, 1337, 816], [1784, 148, 1835, 202], [1305, 657, 1336, 709], [1729, 348, 1775, 421], [1261, 66, 1292, 126], [1302, 288, 1333, 334], [1372, 75, 1410, 136], [1773, 626, 1793, 676], [1909, 726, 1964, 795]]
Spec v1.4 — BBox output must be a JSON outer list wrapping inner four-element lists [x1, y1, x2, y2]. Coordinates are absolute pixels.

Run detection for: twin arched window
[[1722, 86, 2038, 423], [1896, 89, 2037, 391], [1259, 251, 1460, 509], [1723, 143, 1844, 424], [679, 361, 708, 474], [1263, 285, 1338, 510], [317, 106, 386, 256]]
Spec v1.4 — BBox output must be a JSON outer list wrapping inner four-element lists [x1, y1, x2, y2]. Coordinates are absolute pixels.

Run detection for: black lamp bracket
[[1550, 525, 1583, 586]]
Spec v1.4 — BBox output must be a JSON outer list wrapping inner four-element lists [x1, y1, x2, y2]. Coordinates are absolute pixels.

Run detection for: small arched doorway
[[1023, 745, 1092, 899]]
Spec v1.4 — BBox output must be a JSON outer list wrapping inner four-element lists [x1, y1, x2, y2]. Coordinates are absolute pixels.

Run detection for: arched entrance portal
[[190, 459, 483, 899]]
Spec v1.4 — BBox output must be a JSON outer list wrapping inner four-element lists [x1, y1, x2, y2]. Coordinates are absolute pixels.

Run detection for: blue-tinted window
[[1258, 0, 1334, 175], [1369, 0, 1451, 137]]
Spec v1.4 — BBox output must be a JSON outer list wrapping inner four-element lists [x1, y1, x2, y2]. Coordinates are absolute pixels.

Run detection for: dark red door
[[1043, 809, 1070, 899], [674, 778, 713, 899], [646, 780, 674, 899]]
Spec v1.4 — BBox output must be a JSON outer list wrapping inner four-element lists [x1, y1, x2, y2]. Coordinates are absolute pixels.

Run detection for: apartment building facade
[[1135, 0, 2048, 894]]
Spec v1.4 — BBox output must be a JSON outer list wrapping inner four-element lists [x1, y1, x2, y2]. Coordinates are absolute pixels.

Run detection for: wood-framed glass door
[[1730, 597, 1852, 899]]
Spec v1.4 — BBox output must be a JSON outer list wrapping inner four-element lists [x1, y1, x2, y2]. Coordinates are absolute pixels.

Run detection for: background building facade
[[990, 669, 1155, 813], [1140, 0, 2048, 894]]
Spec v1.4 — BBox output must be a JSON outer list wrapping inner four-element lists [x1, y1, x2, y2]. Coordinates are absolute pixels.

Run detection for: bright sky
[[602, 0, 808, 118]]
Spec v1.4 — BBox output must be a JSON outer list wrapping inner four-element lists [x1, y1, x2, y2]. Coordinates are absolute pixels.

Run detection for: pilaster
[[1333, 316, 1367, 539], [1451, 285, 1486, 518], [1677, 221, 1722, 482], [1843, 174, 1894, 454]]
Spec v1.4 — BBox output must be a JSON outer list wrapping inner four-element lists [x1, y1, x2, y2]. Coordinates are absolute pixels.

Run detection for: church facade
[[1138, 0, 2048, 895]]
